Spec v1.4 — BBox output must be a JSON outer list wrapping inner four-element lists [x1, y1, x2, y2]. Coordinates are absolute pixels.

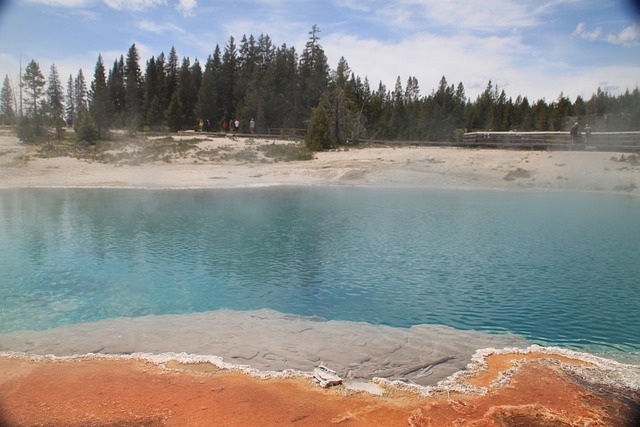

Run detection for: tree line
[[1, 25, 639, 148]]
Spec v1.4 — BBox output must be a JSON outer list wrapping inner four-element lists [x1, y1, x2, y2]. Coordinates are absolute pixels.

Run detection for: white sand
[[1, 131, 638, 386], [1, 131, 639, 193]]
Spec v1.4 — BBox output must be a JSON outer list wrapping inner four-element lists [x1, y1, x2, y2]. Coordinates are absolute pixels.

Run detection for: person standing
[[584, 124, 592, 143], [234, 118, 240, 133], [570, 122, 580, 144], [250, 118, 256, 134]]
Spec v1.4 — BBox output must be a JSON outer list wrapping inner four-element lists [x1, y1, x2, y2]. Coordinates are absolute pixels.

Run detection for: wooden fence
[[267, 128, 307, 138]]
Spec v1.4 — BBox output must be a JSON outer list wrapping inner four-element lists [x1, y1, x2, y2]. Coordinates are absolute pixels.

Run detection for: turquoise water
[[1, 188, 639, 360]]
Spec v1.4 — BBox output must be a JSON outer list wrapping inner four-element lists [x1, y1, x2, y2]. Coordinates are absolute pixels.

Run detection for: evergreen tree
[[299, 25, 329, 115], [211, 45, 224, 124], [305, 103, 334, 151], [573, 95, 586, 117], [74, 69, 88, 122], [262, 43, 299, 128], [23, 60, 46, 118], [90, 54, 112, 138], [0, 75, 16, 124], [365, 82, 388, 139], [321, 57, 353, 144], [221, 36, 238, 120], [46, 64, 65, 138], [493, 89, 508, 131], [196, 54, 218, 125], [65, 74, 75, 126], [390, 76, 406, 138], [124, 44, 143, 129], [17, 60, 46, 142], [165, 91, 183, 132], [532, 99, 549, 131], [107, 56, 125, 126], [75, 108, 97, 143], [191, 59, 202, 95], [257, 34, 275, 72], [404, 76, 420, 103], [236, 34, 258, 106], [165, 46, 179, 105], [143, 55, 167, 129], [177, 57, 198, 129]]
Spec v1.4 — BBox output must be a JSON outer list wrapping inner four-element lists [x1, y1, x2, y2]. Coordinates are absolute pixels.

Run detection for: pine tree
[[0, 75, 16, 124], [211, 45, 224, 125], [165, 46, 179, 104], [221, 36, 238, 120], [75, 108, 97, 143], [299, 25, 329, 114], [74, 69, 88, 122], [321, 57, 353, 144], [177, 57, 197, 129], [16, 60, 46, 142], [262, 43, 299, 128], [23, 60, 46, 118], [196, 54, 218, 125], [65, 74, 75, 126], [107, 56, 125, 126], [124, 44, 143, 129], [257, 34, 275, 72], [404, 76, 420, 103], [165, 91, 183, 132], [90, 54, 112, 138], [237, 34, 258, 105], [143, 55, 166, 129], [46, 64, 65, 138]]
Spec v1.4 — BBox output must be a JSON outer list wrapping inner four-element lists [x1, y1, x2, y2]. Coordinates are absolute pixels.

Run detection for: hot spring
[[1, 187, 639, 364]]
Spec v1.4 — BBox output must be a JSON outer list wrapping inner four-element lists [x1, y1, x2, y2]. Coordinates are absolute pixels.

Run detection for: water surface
[[1, 188, 639, 362]]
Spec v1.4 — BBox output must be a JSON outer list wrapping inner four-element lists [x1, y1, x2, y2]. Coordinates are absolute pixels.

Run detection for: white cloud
[[137, 20, 186, 35], [221, 17, 306, 48], [23, 0, 93, 6], [338, 0, 544, 34], [606, 24, 640, 47], [323, 31, 538, 99], [176, 0, 197, 17], [572, 22, 602, 41], [573, 22, 639, 47], [103, 0, 166, 11]]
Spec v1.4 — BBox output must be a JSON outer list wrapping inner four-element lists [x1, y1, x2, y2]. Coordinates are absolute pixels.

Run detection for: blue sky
[[0, 0, 638, 102]]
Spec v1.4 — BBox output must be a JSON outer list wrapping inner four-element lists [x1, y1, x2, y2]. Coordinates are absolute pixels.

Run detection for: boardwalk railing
[[267, 128, 307, 138], [462, 131, 640, 152]]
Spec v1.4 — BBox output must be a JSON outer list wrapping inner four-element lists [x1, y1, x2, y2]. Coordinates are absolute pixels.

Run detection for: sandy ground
[[1, 131, 640, 425], [1, 131, 639, 193]]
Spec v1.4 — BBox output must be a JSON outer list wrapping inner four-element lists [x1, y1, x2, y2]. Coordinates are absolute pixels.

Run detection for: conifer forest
[[2, 26, 639, 147]]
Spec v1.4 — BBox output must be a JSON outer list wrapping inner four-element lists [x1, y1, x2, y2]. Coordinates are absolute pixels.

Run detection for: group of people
[[198, 118, 257, 134], [569, 122, 592, 143], [220, 118, 256, 134]]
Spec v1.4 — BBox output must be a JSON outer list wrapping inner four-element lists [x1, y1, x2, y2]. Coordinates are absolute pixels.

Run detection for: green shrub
[[16, 116, 45, 143], [305, 104, 334, 151], [258, 143, 314, 161], [75, 111, 98, 144]]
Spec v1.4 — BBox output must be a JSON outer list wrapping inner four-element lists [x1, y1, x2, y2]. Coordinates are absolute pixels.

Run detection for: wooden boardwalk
[[182, 128, 640, 153], [460, 131, 640, 152]]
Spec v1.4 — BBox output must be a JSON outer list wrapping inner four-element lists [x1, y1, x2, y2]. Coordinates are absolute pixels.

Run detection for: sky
[[0, 0, 639, 103]]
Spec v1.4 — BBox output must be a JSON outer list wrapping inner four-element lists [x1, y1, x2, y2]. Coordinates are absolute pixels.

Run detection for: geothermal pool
[[1, 187, 639, 366]]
